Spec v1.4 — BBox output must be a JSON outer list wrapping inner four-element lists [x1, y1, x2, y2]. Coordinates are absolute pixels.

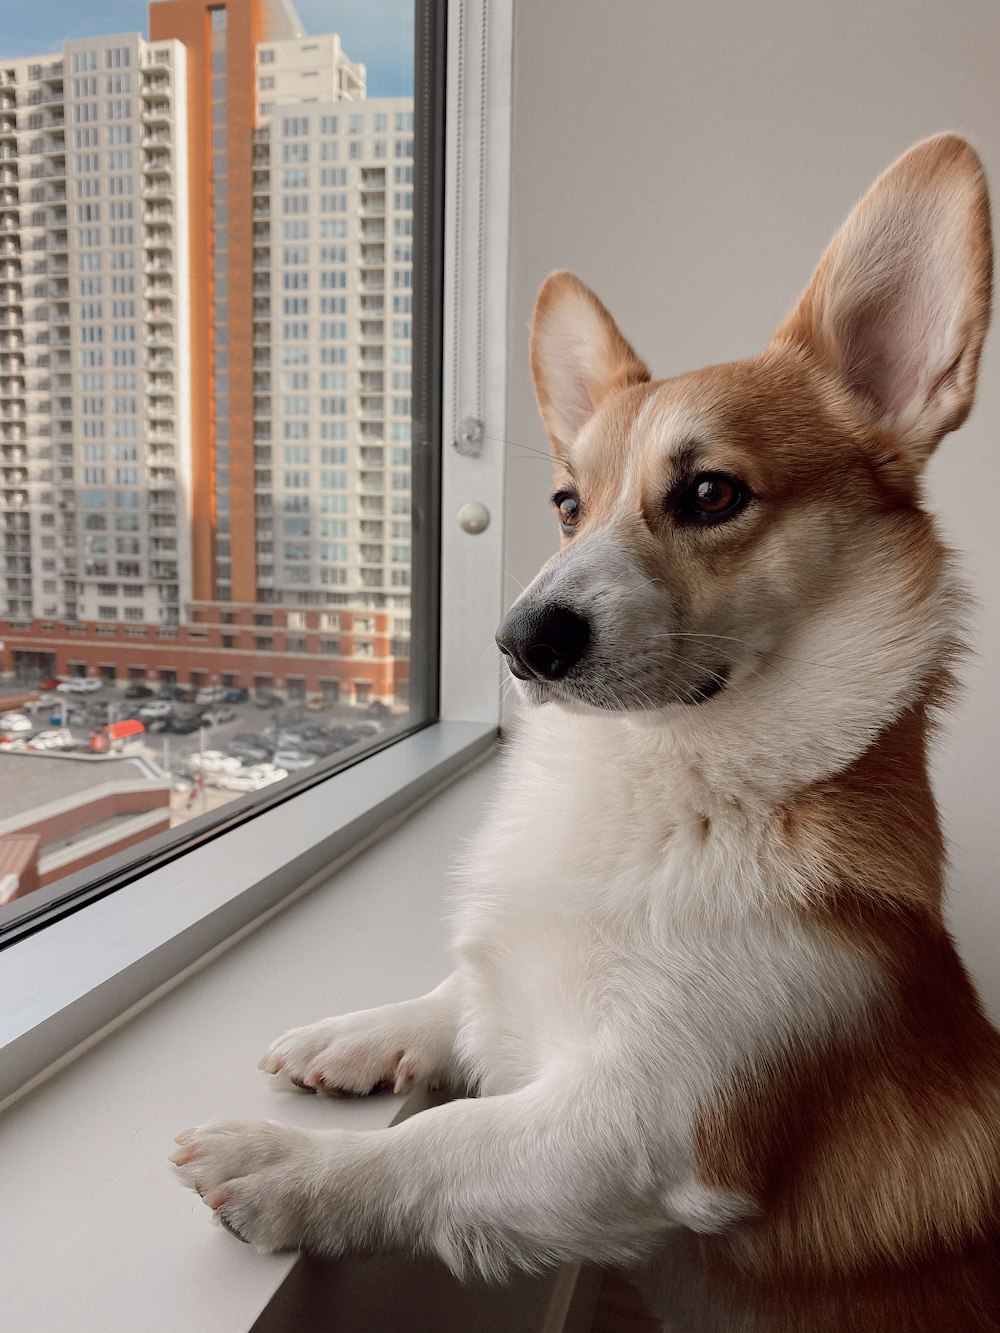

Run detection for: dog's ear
[[773, 134, 993, 466], [530, 271, 650, 457]]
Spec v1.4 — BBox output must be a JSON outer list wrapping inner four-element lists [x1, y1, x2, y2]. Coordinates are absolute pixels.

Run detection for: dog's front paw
[[170, 1119, 320, 1252], [258, 1010, 445, 1097]]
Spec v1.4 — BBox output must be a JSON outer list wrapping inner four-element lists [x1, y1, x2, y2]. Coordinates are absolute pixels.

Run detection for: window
[[0, 0, 506, 1130]]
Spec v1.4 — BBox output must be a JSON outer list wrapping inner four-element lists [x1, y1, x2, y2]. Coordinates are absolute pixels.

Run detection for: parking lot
[[4, 682, 405, 824]]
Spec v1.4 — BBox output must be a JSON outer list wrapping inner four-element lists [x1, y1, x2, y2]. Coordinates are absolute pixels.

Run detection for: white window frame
[[0, 0, 514, 1112]]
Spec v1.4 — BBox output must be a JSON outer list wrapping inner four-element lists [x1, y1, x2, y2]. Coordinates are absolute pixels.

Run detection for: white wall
[[503, 0, 1000, 1015]]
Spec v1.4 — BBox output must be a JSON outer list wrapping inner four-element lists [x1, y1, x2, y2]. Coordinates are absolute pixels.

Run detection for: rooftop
[[0, 751, 156, 825]]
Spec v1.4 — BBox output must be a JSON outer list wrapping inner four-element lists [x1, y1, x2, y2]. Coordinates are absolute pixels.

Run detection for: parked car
[[168, 712, 204, 734], [125, 683, 155, 700], [227, 739, 272, 764], [58, 676, 101, 694], [195, 685, 227, 706], [352, 722, 383, 740], [27, 728, 75, 751], [223, 686, 249, 703], [37, 677, 61, 692], [0, 712, 32, 733], [139, 700, 174, 720], [163, 686, 196, 704], [188, 749, 242, 776], [58, 677, 101, 693], [217, 763, 288, 793], [326, 726, 364, 749], [272, 748, 318, 771], [276, 729, 309, 748], [366, 700, 391, 718], [305, 696, 332, 711], [302, 738, 341, 758], [199, 705, 235, 727]]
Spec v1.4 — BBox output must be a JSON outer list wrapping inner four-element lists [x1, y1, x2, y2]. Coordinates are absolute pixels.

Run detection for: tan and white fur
[[173, 135, 1000, 1331]]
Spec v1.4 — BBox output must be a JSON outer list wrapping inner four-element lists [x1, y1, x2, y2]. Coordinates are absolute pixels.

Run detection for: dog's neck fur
[[519, 541, 962, 827]]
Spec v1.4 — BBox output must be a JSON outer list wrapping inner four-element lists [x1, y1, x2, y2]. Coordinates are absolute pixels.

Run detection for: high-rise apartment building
[[1, 33, 192, 632], [0, 0, 413, 708]]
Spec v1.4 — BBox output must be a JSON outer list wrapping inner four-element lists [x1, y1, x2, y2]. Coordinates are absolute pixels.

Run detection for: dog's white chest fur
[[451, 710, 879, 1204]]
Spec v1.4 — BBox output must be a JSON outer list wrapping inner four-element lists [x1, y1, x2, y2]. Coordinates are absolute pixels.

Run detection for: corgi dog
[[173, 134, 1000, 1331]]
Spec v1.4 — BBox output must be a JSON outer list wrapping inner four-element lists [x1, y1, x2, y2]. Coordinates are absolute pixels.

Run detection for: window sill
[[0, 721, 496, 1108], [0, 754, 523, 1332]]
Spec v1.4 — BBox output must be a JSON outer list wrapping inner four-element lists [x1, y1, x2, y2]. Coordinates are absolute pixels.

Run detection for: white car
[[199, 706, 235, 727], [188, 749, 242, 776], [195, 686, 227, 705], [139, 700, 174, 720], [216, 763, 288, 793], [0, 712, 33, 733], [28, 728, 75, 751], [57, 677, 101, 693], [273, 749, 318, 771]]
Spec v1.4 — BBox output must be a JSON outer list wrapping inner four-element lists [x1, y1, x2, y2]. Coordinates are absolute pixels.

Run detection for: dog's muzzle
[[496, 603, 591, 682]]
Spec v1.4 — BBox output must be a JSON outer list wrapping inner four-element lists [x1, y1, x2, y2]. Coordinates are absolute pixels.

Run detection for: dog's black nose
[[496, 604, 591, 681]]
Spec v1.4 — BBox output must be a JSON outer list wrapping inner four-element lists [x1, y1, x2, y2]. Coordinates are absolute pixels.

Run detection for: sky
[[0, 0, 414, 96]]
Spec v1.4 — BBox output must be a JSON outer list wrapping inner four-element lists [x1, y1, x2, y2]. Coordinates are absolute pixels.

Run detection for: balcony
[[141, 103, 173, 127], [143, 228, 172, 251]]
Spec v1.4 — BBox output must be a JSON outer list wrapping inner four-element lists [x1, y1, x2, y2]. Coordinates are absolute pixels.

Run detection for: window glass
[[0, 1, 433, 933]]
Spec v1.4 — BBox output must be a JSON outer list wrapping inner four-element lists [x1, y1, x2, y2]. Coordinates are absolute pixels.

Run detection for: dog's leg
[[171, 1069, 665, 1276], [257, 971, 465, 1096]]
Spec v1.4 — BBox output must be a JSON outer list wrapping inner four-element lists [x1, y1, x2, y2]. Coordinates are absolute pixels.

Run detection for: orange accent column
[[150, 0, 263, 605]]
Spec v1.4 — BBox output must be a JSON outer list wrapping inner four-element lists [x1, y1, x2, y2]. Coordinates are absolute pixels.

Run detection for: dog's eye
[[675, 473, 749, 525], [553, 492, 582, 533]]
